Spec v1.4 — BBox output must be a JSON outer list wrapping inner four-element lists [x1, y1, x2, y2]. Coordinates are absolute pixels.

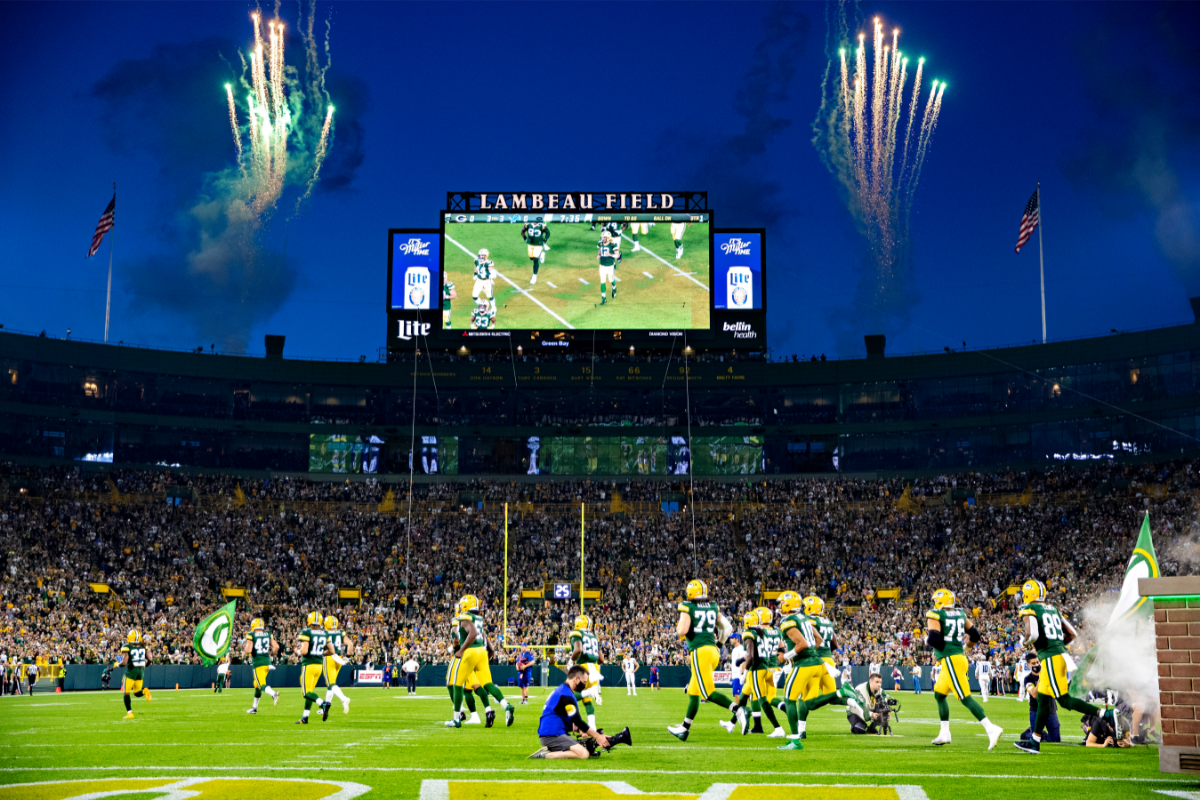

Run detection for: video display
[[442, 213, 710, 331], [309, 434, 383, 474], [524, 434, 761, 475]]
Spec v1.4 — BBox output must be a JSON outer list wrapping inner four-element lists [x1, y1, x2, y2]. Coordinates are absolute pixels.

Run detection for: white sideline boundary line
[[445, 234, 574, 330], [642, 272, 655, 280], [620, 233, 709, 292], [419, 780, 932, 800], [2, 767, 1193, 783]]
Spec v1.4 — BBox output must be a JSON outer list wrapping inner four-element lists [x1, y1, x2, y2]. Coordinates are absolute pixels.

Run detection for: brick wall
[[1155, 598, 1200, 749]]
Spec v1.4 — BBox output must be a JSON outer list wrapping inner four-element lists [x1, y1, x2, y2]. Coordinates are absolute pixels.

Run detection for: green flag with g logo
[[192, 600, 237, 666]]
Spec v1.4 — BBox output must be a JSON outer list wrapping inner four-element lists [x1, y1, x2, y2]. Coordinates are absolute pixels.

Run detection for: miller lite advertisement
[[713, 232, 762, 310], [388, 229, 441, 311]]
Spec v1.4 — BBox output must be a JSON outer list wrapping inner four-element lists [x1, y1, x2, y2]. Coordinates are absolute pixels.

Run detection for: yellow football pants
[[686, 645, 721, 698], [742, 668, 777, 703], [1037, 653, 1071, 698], [253, 665, 271, 690], [323, 657, 342, 688], [785, 663, 829, 703], [934, 653, 972, 700], [448, 648, 492, 688], [301, 663, 323, 696], [122, 677, 143, 695], [802, 657, 838, 701]]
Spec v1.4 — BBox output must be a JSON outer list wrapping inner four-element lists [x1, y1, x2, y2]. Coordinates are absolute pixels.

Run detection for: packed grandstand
[[0, 459, 1190, 683]]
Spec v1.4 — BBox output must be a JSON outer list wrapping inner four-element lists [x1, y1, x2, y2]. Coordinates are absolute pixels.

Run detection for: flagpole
[[104, 183, 115, 344], [1037, 183, 1046, 344]]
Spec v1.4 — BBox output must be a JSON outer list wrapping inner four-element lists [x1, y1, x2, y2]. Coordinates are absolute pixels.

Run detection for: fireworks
[[226, 8, 334, 220], [814, 7, 946, 317]]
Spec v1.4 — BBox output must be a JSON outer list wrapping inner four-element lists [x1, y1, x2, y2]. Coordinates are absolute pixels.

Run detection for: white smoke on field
[[1073, 595, 1158, 708]]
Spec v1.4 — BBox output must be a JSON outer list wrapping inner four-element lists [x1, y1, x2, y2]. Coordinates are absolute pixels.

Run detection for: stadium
[[5, 1, 1200, 799]]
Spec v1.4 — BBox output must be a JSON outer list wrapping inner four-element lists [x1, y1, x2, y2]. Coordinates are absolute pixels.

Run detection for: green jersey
[[812, 615, 836, 660], [742, 626, 770, 670], [299, 628, 328, 666], [443, 281, 455, 306], [453, 612, 487, 650], [677, 600, 721, 652], [523, 223, 550, 246], [760, 625, 782, 668], [120, 644, 147, 680], [471, 304, 495, 330], [598, 240, 621, 267], [325, 629, 345, 657], [602, 222, 625, 241], [778, 613, 824, 667], [473, 258, 494, 281], [569, 629, 600, 664], [245, 630, 272, 668], [925, 607, 968, 660], [1018, 602, 1068, 659]]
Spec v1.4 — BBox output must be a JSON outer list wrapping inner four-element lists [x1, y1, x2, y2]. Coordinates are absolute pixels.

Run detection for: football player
[[119, 629, 152, 719], [295, 611, 328, 724], [568, 614, 604, 730], [243, 617, 279, 714], [721, 607, 785, 737], [522, 220, 551, 284], [670, 220, 691, 259], [667, 579, 735, 742], [472, 249, 496, 314], [444, 595, 514, 728], [597, 231, 621, 305], [1014, 579, 1118, 754], [796, 595, 855, 722], [442, 280, 456, 329], [320, 614, 355, 720], [777, 590, 830, 750], [471, 295, 495, 330], [926, 589, 1003, 748], [628, 220, 652, 252]]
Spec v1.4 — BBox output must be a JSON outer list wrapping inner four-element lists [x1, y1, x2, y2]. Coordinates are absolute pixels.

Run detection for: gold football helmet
[[802, 595, 825, 616], [573, 614, 592, 631], [306, 611, 324, 628], [458, 595, 480, 614], [126, 629, 141, 644], [324, 615, 339, 631], [743, 611, 759, 629], [1021, 579, 1047, 604], [754, 606, 773, 626], [777, 591, 802, 615], [250, 618, 264, 631], [685, 580, 709, 600], [932, 588, 956, 610]]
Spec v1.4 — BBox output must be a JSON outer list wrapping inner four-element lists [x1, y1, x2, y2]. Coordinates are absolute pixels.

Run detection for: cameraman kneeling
[[845, 674, 898, 735], [529, 666, 631, 759]]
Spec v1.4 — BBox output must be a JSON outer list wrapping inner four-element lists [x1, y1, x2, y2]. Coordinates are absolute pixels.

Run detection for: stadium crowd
[[0, 460, 1192, 680]]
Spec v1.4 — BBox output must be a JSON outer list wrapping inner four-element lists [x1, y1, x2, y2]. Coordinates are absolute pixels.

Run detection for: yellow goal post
[[502, 502, 585, 654]]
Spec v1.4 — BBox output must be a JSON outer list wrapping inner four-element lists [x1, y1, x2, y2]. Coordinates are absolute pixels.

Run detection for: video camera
[[847, 682, 901, 736]]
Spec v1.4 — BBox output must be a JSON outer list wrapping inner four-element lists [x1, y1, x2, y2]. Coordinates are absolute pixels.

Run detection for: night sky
[[1, 1, 1198, 360]]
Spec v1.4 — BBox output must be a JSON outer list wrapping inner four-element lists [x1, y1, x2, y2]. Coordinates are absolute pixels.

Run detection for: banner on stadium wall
[[356, 669, 385, 684], [714, 670, 733, 686]]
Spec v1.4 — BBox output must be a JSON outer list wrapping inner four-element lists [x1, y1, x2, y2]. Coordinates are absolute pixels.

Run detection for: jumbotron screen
[[442, 211, 710, 331]]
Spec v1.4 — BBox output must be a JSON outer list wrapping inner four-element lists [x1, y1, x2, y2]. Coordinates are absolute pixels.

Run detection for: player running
[[243, 617, 279, 714], [777, 591, 832, 750], [471, 295, 496, 330], [119, 629, 152, 719], [926, 589, 1003, 748], [670, 220, 691, 259], [295, 611, 328, 724], [628, 220, 652, 252], [1014, 579, 1119, 754], [597, 231, 621, 305], [796, 595, 855, 728], [442, 280, 456, 329], [668, 579, 735, 742], [721, 607, 785, 737], [522, 220, 550, 283], [444, 595, 515, 728], [472, 249, 496, 314], [568, 614, 604, 730], [320, 614, 355, 720]]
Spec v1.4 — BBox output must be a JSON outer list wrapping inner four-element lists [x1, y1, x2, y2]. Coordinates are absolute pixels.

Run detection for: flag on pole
[[1068, 512, 1159, 695], [87, 195, 116, 258], [1014, 189, 1039, 254], [192, 600, 237, 666]]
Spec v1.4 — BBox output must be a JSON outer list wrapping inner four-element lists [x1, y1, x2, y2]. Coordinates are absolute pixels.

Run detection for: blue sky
[[1, 1, 1197, 359]]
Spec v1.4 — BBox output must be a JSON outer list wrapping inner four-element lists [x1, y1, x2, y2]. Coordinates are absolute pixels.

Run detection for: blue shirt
[[518, 651, 535, 675], [538, 682, 582, 737]]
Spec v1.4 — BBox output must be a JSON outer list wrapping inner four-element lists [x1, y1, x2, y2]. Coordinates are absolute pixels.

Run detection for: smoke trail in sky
[[812, 1, 946, 353]]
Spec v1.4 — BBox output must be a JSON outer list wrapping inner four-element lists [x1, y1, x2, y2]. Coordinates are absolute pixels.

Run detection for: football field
[[443, 221, 710, 331], [0, 687, 1181, 799]]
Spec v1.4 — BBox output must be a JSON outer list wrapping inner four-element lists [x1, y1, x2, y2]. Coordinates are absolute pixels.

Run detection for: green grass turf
[[0, 686, 1186, 799], [442, 222, 710, 331]]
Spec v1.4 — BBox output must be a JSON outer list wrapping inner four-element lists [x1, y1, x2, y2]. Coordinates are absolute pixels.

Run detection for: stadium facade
[[1, 320, 1198, 476]]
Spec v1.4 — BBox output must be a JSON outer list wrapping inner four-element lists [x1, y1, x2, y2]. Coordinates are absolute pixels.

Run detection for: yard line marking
[[445, 234, 574, 330], [642, 272, 655, 280], [620, 233, 708, 291], [546, 282, 557, 288], [578, 278, 590, 285], [3, 767, 1192, 783]]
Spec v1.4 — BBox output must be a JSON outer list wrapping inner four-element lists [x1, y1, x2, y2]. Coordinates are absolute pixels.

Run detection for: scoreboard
[[387, 192, 765, 352]]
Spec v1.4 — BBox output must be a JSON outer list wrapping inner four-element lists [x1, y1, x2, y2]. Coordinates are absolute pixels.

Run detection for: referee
[[529, 666, 631, 759]]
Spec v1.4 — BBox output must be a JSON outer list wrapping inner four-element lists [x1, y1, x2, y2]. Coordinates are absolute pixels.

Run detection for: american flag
[[1014, 189, 1039, 254], [87, 195, 115, 258]]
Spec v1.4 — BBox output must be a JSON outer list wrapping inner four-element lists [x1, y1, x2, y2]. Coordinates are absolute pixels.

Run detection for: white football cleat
[[343, 698, 351, 715], [768, 727, 786, 738], [931, 732, 952, 745], [466, 712, 481, 725], [986, 723, 1003, 750], [530, 274, 537, 284], [632, 242, 641, 252], [736, 705, 749, 735], [273, 692, 279, 707], [676, 248, 683, 259], [719, 720, 735, 733]]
